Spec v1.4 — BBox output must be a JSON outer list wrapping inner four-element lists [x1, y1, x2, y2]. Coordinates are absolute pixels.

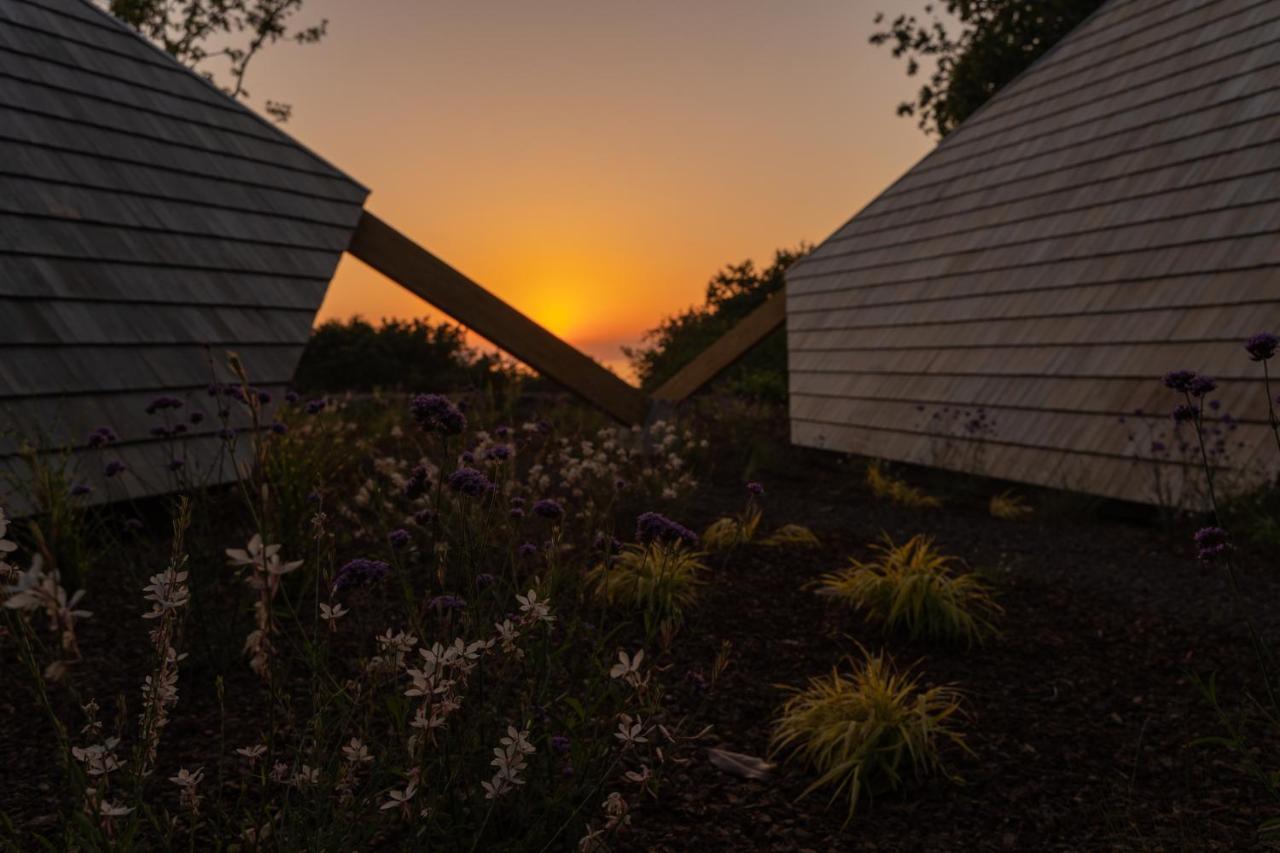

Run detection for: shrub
[[866, 462, 940, 508], [771, 649, 968, 820], [761, 524, 821, 548], [818, 534, 1000, 646], [701, 507, 761, 552], [589, 541, 706, 637], [988, 490, 1032, 521]]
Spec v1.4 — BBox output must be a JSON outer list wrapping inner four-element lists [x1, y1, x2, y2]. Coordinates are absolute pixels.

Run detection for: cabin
[[781, 0, 1280, 505], [0, 0, 644, 512]]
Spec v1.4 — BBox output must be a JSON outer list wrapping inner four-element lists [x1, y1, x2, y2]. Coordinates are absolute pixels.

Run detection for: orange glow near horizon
[[249, 0, 938, 381]]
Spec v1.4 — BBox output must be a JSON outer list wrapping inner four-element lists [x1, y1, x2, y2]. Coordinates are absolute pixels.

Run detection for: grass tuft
[[771, 648, 968, 821], [989, 490, 1033, 521], [866, 462, 940, 508], [589, 541, 706, 634], [701, 507, 761, 552], [761, 524, 821, 548], [818, 534, 1000, 646]]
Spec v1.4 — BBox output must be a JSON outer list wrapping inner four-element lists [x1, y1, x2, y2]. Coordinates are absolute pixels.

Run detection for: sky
[[246, 0, 939, 377]]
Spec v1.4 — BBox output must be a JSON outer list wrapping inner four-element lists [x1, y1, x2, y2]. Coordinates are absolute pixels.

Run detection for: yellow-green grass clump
[[772, 649, 968, 820], [819, 534, 1000, 646], [701, 507, 762, 552], [866, 462, 940, 508], [588, 540, 706, 632], [989, 490, 1033, 521], [761, 523, 821, 548]]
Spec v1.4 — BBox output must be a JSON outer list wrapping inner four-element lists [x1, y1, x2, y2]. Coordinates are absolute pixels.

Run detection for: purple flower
[[305, 398, 328, 415], [270, 422, 288, 435], [145, 395, 184, 415], [1172, 404, 1199, 424], [1188, 375, 1217, 399], [494, 425, 511, 438], [388, 529, 412, 550], [70, 483, 91, 497], [1193, 526, 1230, 562], [1163, 370, 1198, 393], [286, 390, 301, 404], [509, 496, 526, 507], [257, 390, 272, 405], [460, 451, 475, 465], [104, 460, 127, 478], [414, 508, 437, 526], [427, 594, 466, 612], [746, 481, 765, 497], [510, 507, 525, 519], [486, 444, 513, 462], [518, 542, 538, 559], [1245, 332, 1279, 362], [550, 735, 571, 754], [332, 558, 391, 594], [410, 393, 466, 436], [636, 512, 698, 545], [447, 467, 493, 497], [475, 573, 496, 588], [150, 425, 172, 438], [86, 426, 117, 448], [533, 498, 564, 520]]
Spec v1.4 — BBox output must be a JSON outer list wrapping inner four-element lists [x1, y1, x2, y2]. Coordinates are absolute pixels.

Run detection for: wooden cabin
[[783, 0, 1280, 505]]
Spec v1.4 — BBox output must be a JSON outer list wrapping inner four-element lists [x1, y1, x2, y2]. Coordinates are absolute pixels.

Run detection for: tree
[[104, 0, 327, 121], [625, 246, 809, 404], [871, 0, 1107, 138]]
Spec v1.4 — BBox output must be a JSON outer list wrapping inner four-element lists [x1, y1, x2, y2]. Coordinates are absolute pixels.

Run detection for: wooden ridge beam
[[347, 211, 650, 425], [652, 291, 787, 403]]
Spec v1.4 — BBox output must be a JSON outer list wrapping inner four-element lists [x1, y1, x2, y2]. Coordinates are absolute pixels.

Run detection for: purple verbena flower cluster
[[635, 511, 698, 545], [1193, 526, 1229, 563], [145, 396, 184, 415], [410, 393, 466, 436], [86, 426, 117, 449], [332, 558, 391, 594], [533, 498, 564, 520], [447, 467, 493, 497], [1245, 332, 1278, 362]]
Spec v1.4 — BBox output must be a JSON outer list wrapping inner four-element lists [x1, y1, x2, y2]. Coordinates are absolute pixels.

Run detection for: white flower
[[624, 764, 652, 784], [169, 766, 204, 787], [614, 715, 648, 748], [236, 744, 267, 763], [319, 602, 348, 622], [381, 780, 418, 810], [516, 589, 553, 624], [609, 649, 645, 684], [98, 800, 133, 817], [501, 726, 536, 756], [142, 569, 189, 619], [291, 764, 320, 786], [342, 737, 372, 764]]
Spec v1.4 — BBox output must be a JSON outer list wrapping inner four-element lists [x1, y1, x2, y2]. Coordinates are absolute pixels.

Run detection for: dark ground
[[628, 440, 1280, 852], [2, 417, 1278, 851]]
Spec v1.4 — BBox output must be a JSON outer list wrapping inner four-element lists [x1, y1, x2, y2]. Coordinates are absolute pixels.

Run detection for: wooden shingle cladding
[[786, 0, 1280, 506], [0, 0, 368, 510]]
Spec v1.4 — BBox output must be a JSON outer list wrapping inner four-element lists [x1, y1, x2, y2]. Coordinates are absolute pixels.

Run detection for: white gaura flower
[[623, 764, 652, 785], [98, 800, 133, 817], [603, 791, 630, 829], [614, 715, 648, 748], [225, 534, 274, 569], [500, 726, 535, 756], [169, 766, 204, 788], [319, 602, 348, 623], [342, 737, 372, 764], [380, 779, 418, 810], [236, 744, 267, 763], [516, 589, 553, 625], [609, 649, 645, 684], [142, 569, 189, 619]]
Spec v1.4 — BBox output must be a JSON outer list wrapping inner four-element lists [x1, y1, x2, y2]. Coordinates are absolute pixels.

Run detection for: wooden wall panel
[[0, 0, 367, 513], [787, 0, 1280, 506]]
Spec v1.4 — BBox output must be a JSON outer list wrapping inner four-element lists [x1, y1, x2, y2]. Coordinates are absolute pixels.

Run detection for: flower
[[533, 498, 564, 520], [342, 737, 373, 764], [551, 735, 571, 754], [635, 511, 698, 545], [70, 483, 92, 497], [1162, 370, 1197, 393], [614, 715, 648, 748], [305, 398, 327, 415], [1188, 375, 1217, 398], [381, 780, 418, 811], [1245, 332, 1279, 361], [1194, 526, 1230, 562], [517, 589, 554, 624], [319, 602, 349, 622], [145, 395, 184, 414], [427, 594, 467, 612], [1172, 403, 1199, 423], [746, 481, 765, 497], [410, 393, 466, 435], [332, 559, 391, 594], [447, 467, 493, 497], [236, 744, 267, 762], [404, 464, 432, 500], [388, 529, 412, 550], [86, 426, 117, 448], [104, 460, 127, 478], [609, 649, 645, 683]]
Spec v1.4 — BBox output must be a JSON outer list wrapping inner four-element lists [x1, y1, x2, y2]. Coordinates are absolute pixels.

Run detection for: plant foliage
[[589, 541, 706, 637], [771, 648, 968, 820], [866, 462, 941, 508], [819, 534, 1000, 646]]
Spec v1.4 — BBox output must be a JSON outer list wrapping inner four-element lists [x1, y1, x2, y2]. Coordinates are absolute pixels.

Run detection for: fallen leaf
[[706, 747, 774, 780]]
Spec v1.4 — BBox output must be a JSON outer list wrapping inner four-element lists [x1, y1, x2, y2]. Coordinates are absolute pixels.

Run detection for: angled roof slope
[[786, 0, 1280, 505], [0, 0, 368, 509]]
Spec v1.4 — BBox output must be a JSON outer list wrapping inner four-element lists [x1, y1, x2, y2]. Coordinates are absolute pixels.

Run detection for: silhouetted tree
[[625, 247, 809, 404], [105, 0, 327, 121], [872, 0, 1107, 137]]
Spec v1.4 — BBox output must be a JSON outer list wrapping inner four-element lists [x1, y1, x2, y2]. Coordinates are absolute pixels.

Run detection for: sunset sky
[[247, 0, 938, 376]]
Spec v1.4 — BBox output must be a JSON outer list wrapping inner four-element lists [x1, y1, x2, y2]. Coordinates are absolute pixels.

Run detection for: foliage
[[771, 648, 968, 820], [761, 524, 821, 548], [871, 0, 1107, 137], [0, 360, 714, 849], [105, 0, 328, 121], [819, 534, 1000, 646], [293, 316, 516, 394], [589, 541, 706, 641], [625, 247, 809, 404], [702, 507, 761, 553], [866, 462, 941, 508], [988, 490, 1032, 521]]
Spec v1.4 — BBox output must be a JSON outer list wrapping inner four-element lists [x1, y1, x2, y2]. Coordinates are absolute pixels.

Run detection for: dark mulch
[[628, 446, 1280, 852]]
